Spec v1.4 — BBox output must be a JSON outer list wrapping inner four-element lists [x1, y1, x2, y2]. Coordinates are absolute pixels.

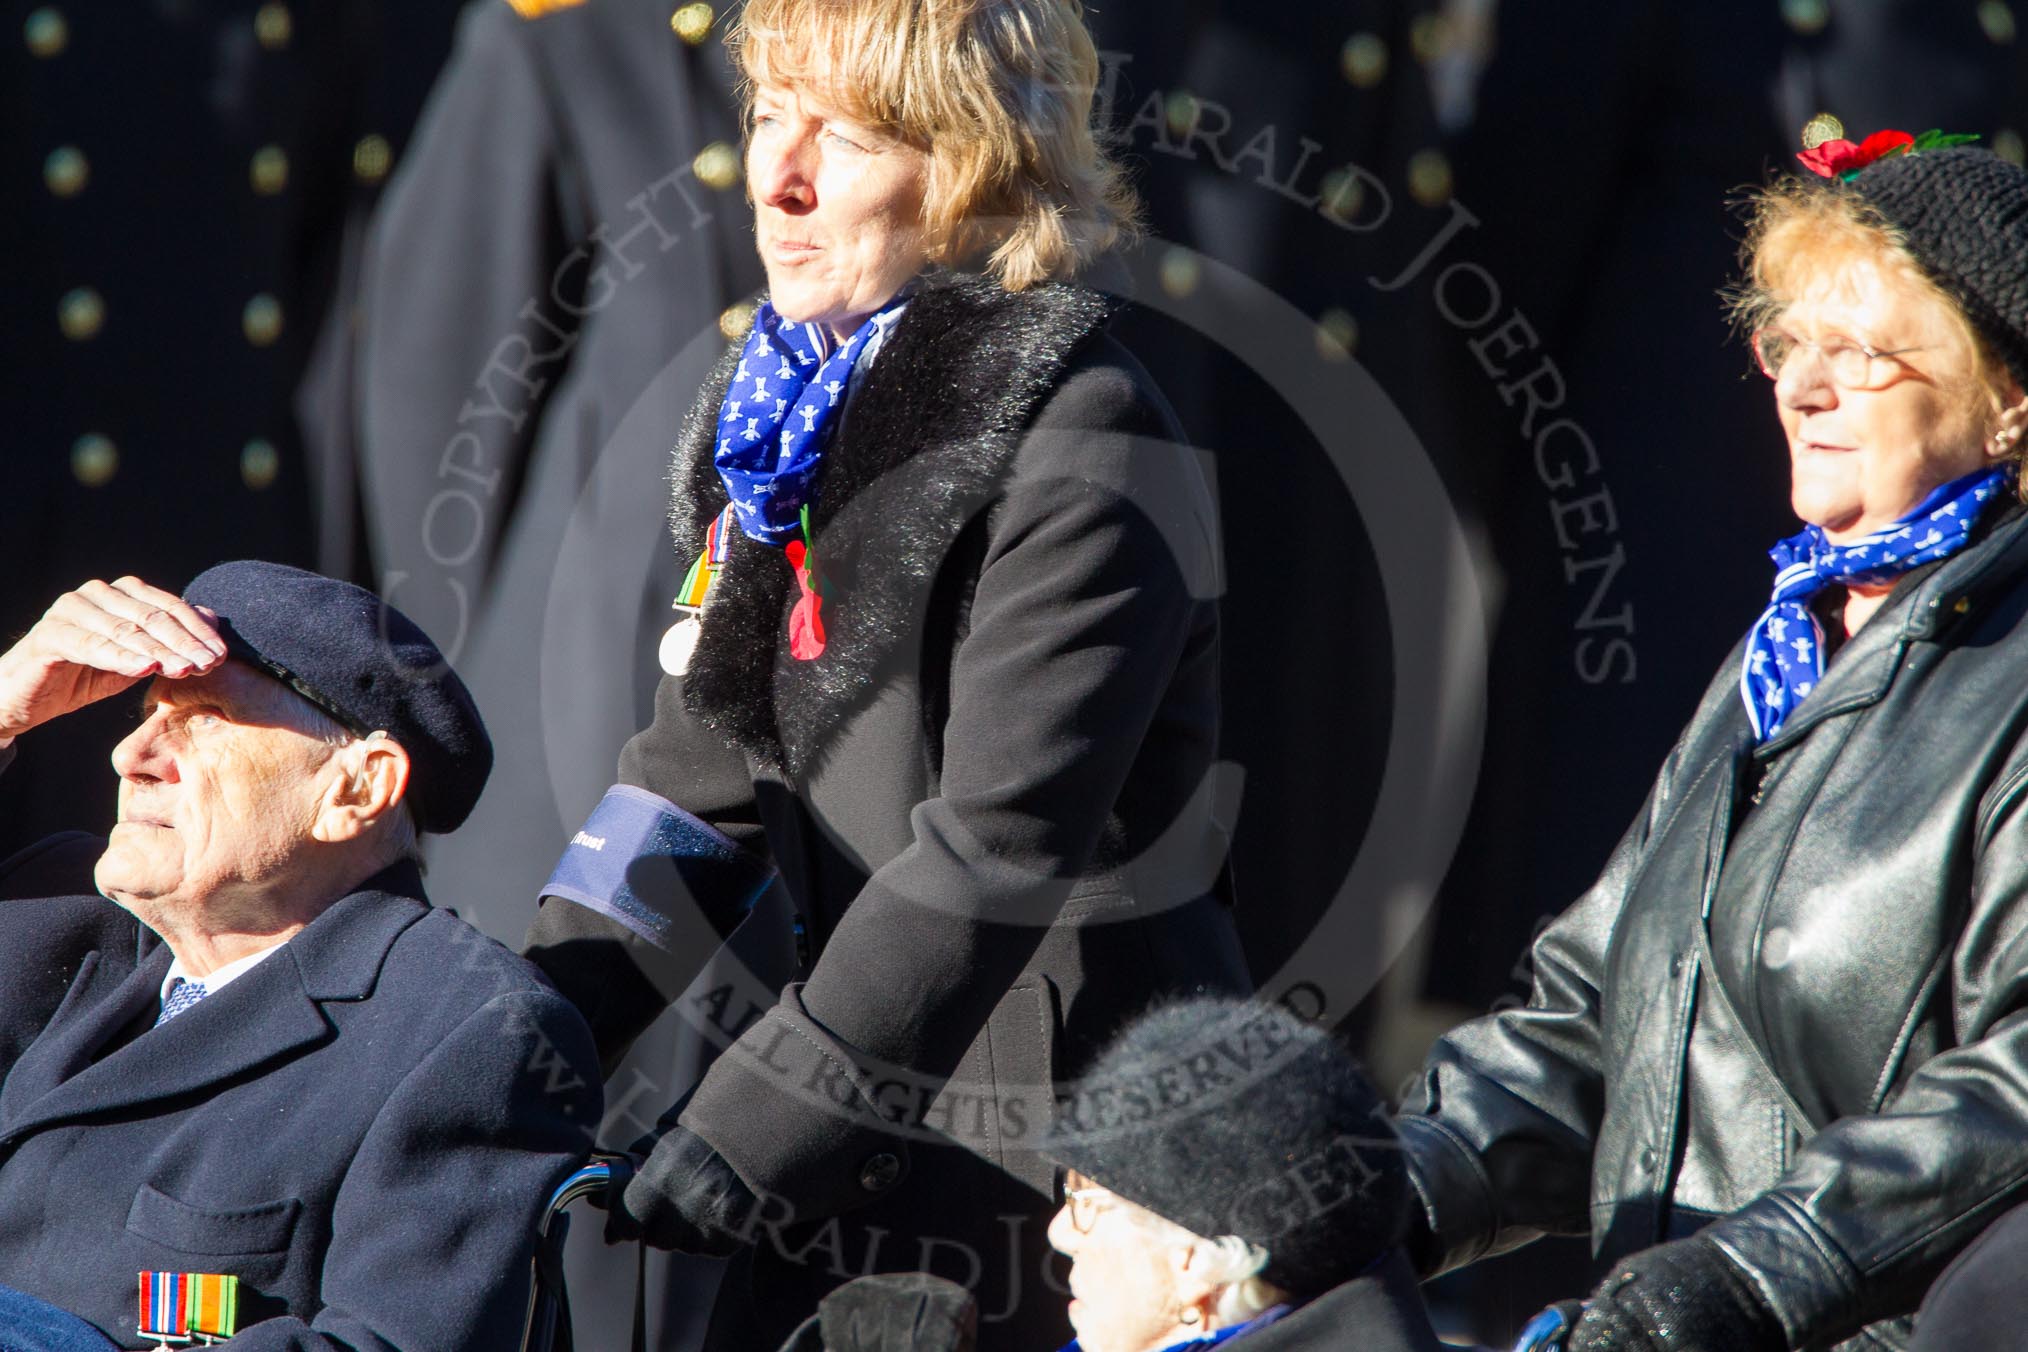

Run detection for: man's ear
[[310, 733, 412, 844]]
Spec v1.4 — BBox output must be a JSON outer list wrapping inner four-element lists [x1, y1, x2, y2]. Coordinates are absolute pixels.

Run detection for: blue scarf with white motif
[[1057, 1304, 1291, 1352], [712, 296, 909, 545], [1742, 463, 2015, 741]]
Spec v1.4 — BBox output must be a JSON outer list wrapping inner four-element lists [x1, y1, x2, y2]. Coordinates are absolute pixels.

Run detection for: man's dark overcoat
[[0, 840, 600, 1351], [527, 273, 1252, 1350], [1399, 504, 2028, 1350]]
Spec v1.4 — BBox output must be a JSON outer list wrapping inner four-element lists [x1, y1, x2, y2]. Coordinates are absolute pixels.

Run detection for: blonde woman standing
[[524, 1, 1248, 1346]]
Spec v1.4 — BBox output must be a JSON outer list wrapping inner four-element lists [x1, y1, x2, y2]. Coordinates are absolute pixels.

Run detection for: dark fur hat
[[1043, 996, 1410, 1298]]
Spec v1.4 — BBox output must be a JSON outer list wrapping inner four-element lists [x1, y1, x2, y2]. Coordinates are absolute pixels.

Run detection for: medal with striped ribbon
[[661, 504, 735, 675], [139, 1270, 238, 1345]]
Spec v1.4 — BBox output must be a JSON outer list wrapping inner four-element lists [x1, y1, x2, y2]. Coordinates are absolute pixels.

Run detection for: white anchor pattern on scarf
[[712, 296, 909, 545], [1741, 463, 2015, 741]]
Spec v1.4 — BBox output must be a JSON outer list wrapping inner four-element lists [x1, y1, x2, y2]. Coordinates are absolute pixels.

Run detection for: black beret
[[1851, 147, 2028, 387], [183, 561, 492, 832], [1042, 996, 1409, 1298]]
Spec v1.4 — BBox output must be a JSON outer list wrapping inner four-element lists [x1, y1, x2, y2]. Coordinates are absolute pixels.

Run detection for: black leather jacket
[[1400, 504, 2028, 1350]]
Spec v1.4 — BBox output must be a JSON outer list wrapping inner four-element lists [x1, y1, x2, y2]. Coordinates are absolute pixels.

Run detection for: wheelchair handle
[[542, 1160, 616, 1239]]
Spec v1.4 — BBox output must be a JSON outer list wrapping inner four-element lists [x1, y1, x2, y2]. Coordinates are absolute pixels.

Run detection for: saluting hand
[[0, 577, 227, 740]]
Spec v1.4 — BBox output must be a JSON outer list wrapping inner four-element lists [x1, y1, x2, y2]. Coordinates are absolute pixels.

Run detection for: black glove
[[605, 1123, 758, 1256], [1565, 1237, 1787, 1352], [776, 1273, 978, 1352]]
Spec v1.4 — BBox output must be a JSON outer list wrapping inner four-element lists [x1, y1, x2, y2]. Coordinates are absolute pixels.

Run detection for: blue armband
[[539, 784, 775, 950]]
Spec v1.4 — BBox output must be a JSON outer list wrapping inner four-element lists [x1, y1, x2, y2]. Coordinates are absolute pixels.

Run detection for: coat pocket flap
[[126, 1183, 300, 1256]]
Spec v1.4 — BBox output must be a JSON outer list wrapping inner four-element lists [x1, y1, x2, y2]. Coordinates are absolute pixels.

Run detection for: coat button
[[241, 438, 280, 490], [1669, 954, 1685, 978], [719, 302, 757, 340], [59, 286, 104, 340], [693, 141, 739, 191], [1980, 2, 2017, 45], [24, 7, 67, 58], [670, 2, 714, 43], [72, 433, 117, 487], [254, 2, 292, 49], [243, 294, 284, 346], [1763, 927, 1793, 969], [858, 1152, 901, 1192], [1340, 32, 1387, 88], [1781, 0, 1828, 35], [250, 145, 289, 195], [353, 134, 392, 185], [44, 146, 87, 197], [1638, 1147, 1657, 1172]]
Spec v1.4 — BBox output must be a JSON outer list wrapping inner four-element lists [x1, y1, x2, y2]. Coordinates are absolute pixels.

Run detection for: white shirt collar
[[160, 941, 287, 1005]]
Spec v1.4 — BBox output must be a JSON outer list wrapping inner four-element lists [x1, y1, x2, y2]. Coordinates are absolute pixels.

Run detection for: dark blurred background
[[7, 0, 2028, 1344]]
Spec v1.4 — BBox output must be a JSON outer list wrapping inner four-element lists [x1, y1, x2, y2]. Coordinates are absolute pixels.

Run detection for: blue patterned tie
[[156, 977, 208, 1027]]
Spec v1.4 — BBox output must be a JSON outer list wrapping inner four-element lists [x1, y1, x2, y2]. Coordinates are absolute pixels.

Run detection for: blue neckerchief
[[1742, 463, 2015, 741], [712, 295, 909, 545], [1056, 1303, 1293, 1352]]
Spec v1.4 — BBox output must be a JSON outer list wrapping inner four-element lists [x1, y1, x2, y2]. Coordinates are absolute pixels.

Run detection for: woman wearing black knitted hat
[[1042, 997, 1444, 1352], [1394, 133, 2028, 1352]]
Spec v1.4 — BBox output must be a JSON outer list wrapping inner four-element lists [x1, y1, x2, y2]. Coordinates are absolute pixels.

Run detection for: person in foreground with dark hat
[[0, 566, 599, 1351], [1397, 134, 2028, 1352], [1039, 997, 1443, 1352]]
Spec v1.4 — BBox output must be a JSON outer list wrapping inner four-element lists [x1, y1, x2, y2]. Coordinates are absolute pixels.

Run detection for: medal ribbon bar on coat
[[140, 1270, 239, 1345], [675, 504, 735, 612]]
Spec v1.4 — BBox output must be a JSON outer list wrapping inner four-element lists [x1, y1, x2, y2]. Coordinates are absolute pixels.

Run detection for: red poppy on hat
[[1797, 128, 1980, 181]]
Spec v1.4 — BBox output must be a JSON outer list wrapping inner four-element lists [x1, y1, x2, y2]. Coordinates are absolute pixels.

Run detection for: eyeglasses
[[1751, 328, 1927, 390], [1061, 1171, 1113, 1234]]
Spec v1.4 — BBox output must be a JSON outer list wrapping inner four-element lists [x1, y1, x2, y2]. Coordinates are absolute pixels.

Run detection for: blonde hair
[[730, 0, 1142, 290], [1729, 178, 2017, 431]]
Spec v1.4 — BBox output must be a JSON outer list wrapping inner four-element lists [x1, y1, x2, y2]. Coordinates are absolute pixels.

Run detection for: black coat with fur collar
[[528, 274, 1250, 1349]]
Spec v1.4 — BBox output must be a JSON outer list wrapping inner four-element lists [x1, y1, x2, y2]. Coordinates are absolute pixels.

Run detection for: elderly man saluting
[[0, 565, 599, 1352]]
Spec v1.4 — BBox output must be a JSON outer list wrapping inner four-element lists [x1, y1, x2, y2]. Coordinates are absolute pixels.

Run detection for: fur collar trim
[[667, 272, 1114, 771]]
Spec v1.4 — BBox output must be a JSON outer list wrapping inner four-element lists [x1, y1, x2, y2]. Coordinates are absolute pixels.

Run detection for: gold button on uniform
[[718, 301, 757, 340], [1781, 0, 1829, 35], [1158, 248, 1200, 299], [44, 146, 87, 197], [1316, 309, 1358, 361], [1164, 91, 1198, 139], [352, 134, 392, 184], [24, 7, 66, 57], [240, 439, 280, 490], [1801, 112, 1844, 150], [250, 145, 289, 195], [1409, 13, 1450, 65], [254, 2, 291, 49], [670, 2, 713, 43], [692, 140, 739, 191], [71, 434, 117, 488], [243, 294, 283, 346], [1408, 148, 1453, 207], [1340, 32, 1388, 88], [59, 287, 103, 340], [1319, 167, 1365, 225], [1980, 1, 2017, 44]]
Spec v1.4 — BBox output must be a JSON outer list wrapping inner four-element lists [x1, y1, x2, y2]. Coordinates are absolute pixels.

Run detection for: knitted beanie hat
[[1042, 996, 1409, 1298], [1849, 147, 2028, 386]]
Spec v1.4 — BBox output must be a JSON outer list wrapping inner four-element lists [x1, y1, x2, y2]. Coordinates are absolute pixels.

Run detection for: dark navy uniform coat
[[0, 830, 600, 1351]]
